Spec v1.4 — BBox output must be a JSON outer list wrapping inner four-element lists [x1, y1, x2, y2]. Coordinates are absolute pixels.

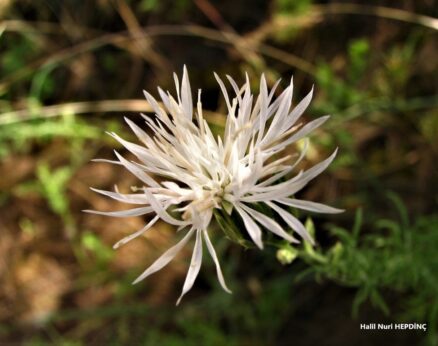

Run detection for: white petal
[[144, 189, 188, 226], [278, 198, 344, 214], [244, 149, 338, 202], [108, 132, 153, 160], [132, 227, 195, 284], [114, 151, 160, 188], [113, 215, 160, 249], [181, 65, 193, 120], [257, 167, 292, 188], [89, 187, 150, 204], [91, 158, 122, 165], [240, 203, 297, 243], [240, 176, 307, 203], [288, 86, 313, 125], [270, 115, 330, 154], [214, 72, 233, 115], [267, 202, 314, 245], [235, 204, 264, 249], [290, 138, 309, 170], [83, 206, 153, 218], [124, 117, 151, 146], [203, 229, 232, 293], [258, 139, 309, 188], [262, 84, 292, 145], [157, 87, 171, 110], [176, 229, 203, 305], [298, 148, 338, 183], [173, 72, 181, 104], [143, 91, 173, 129], [225, 75, 242, 103]]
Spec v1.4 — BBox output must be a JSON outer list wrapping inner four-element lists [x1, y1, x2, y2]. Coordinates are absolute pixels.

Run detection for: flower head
[[86, 67, 342, 304]]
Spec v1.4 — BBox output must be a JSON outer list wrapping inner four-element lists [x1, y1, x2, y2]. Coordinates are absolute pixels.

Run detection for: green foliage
[[30, 64, 57, 101], [144, 319, 239, 346], [375, 32, 420, 97], [273, 0, 312, 42], [298, 197, 438, 342], [315, 39, 370, 114], [348, 39, 370, 84], [37, 164, 72, 217], [1, 35, 37, 76], [276, 0, 311, 14], [81, 231, 114, 265], [0, 114, 102, 159], [26, 339, 82, 346], [419, 111, 438, 148], [75, 275, 295, 345], [140, 0, 160, 12], [139, 0, 191, 17]]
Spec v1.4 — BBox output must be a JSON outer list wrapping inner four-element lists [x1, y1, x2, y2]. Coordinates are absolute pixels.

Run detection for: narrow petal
[[114, 151, 160, 188], [203, 229, 232, 293], [240, 203, 297, 243], [240, 174, 307, 203], [260, 85, 293, 146], [132, 227, 195, 284], [113, 215, 160, 249], [270, 115, 330, 153], [235, 204, 264, 249], [144, 189, 188, 226], [278, 198, 344, 214], [214, 72, 233, 114], [267, 202, 314, 245], [108, 132, 153, 161], [245, 149, 338, 202], [143, 91, 173, 129], [124, 117, 153, 146], [89, 187, 150, 204], [258, 139, 309, 188], [157, 87, 171, 110], [225, 75, 242, 103], [181, 65, 193, 120], [257, 167, 293, 188], [288, 86, 313, 125], [176, 229, 203, 305], [91, 158, 122, 165], [173, 72, 181, 104], [298, 148, 338, 183], [83, 206, 153, 218]]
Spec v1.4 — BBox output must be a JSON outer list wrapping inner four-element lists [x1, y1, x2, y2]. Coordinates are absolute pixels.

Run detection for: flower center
[[181, 187, 223, 229]]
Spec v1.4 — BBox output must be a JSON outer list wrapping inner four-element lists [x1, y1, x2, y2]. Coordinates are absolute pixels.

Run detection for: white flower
[[85, 66, 343, 305]]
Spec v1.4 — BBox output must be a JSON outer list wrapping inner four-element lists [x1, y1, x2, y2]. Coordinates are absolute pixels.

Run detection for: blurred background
[[0, 0, 437, 345]]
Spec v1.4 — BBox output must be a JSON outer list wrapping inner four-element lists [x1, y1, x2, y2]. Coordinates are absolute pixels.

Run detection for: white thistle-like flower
[[86, 67, 343, 305]]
